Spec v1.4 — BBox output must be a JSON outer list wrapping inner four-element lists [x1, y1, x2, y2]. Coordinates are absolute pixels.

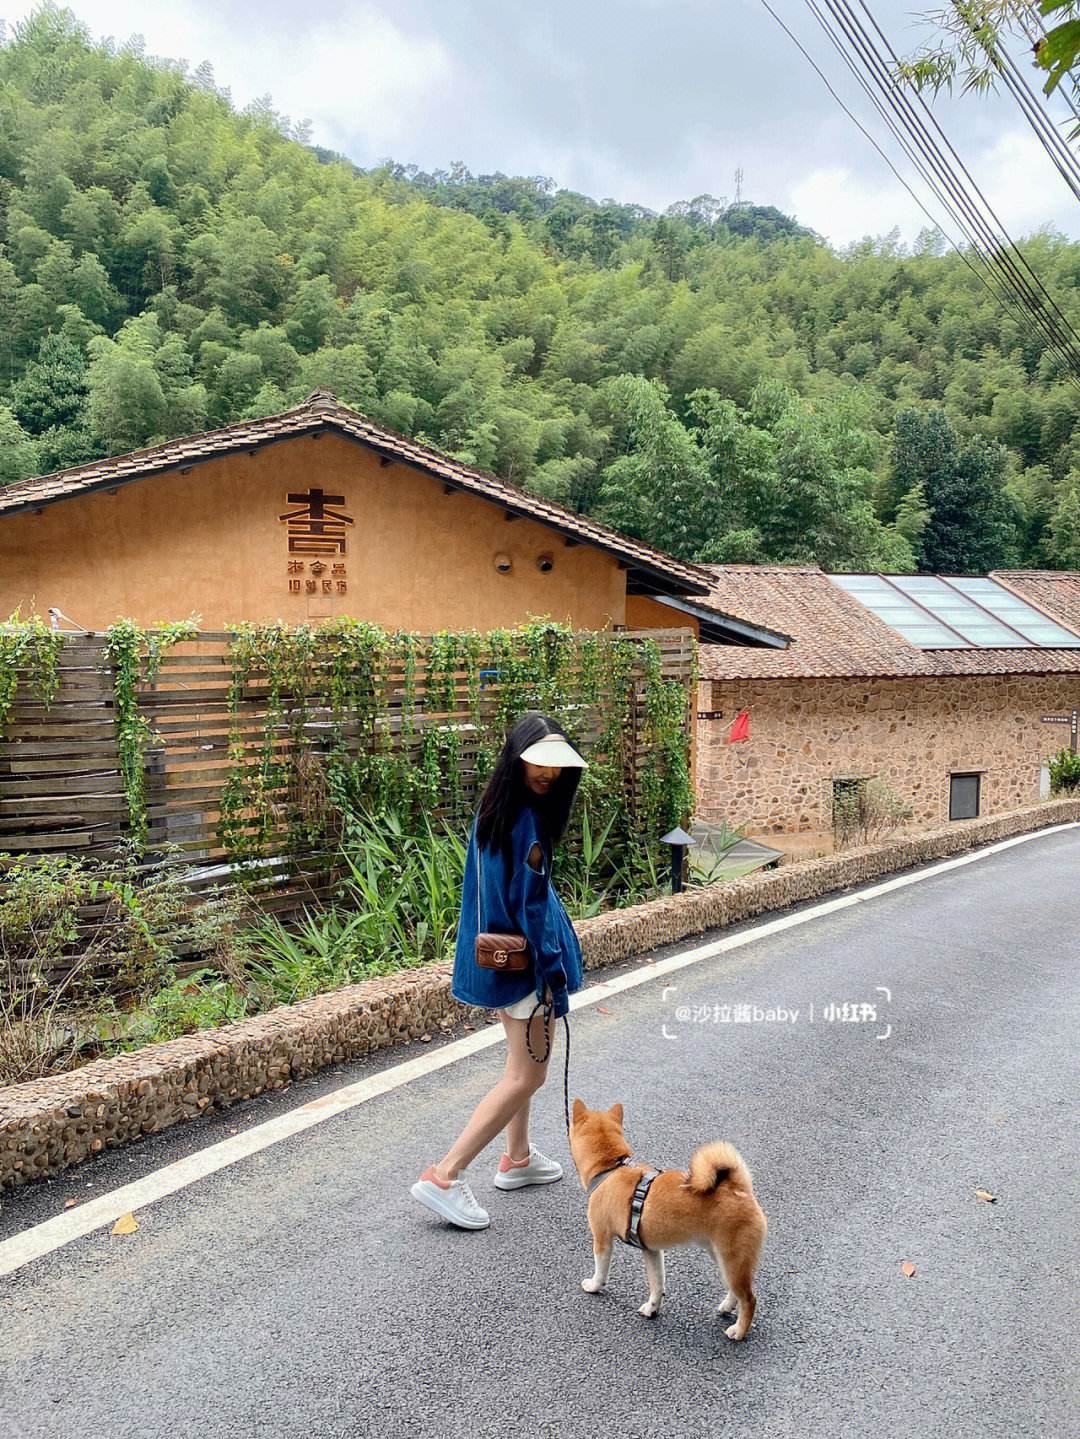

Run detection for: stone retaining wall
[[3, 796, 1078, 1191]]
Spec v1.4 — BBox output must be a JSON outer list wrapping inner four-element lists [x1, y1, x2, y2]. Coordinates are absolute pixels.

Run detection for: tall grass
[[246, 809, 467, 1005], [3, 807, 738, 1081]]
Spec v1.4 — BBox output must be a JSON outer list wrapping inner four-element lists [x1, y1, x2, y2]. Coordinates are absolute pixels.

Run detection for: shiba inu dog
[[568, 1098, 767, 1339]]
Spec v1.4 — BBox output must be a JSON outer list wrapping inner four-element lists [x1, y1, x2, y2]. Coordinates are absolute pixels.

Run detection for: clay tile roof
[[698, 565, 1080, 680], [0, 390, 711, 596]]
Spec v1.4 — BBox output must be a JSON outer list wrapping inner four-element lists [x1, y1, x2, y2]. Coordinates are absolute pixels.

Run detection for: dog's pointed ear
[[608, 1102, 624, 1125], [572, 1097, 586, 1122]]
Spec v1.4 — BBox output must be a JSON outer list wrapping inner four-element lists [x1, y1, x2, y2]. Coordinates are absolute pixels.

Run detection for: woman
[[410, 712, 587, 1230]]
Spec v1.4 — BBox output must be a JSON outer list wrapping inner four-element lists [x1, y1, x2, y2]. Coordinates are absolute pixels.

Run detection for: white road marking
[[1, 820, 1075, 1279]]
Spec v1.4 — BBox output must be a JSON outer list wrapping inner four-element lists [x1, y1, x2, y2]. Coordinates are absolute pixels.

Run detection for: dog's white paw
[[581, 1277, 605, 1293], [718, 1292, 736, 1314], [724, 1323, 745, 1341], [638, 1301, 660, 1318]]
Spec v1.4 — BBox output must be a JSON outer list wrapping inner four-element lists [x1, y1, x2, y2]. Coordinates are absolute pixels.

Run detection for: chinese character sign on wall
[[279, 488, 355, 555], [280, 489, 353, 595]]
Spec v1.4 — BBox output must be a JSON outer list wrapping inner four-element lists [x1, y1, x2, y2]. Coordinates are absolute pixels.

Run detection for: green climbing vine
[[101, 617, 199, 852], [638, 635, 696, 840], [0, 612, 64, 734], [3, 610, 694, 884], [209, 616, 695, 882]]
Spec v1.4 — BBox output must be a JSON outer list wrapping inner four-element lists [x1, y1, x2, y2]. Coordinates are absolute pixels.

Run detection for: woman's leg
[[503, 1091, 532, 1164], [434, 1008, 553, 1181], [502, 1004, 552, 1158]]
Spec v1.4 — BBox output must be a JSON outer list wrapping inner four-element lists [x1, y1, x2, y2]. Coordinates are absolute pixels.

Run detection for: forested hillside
[[3, 6, 1080, 571]]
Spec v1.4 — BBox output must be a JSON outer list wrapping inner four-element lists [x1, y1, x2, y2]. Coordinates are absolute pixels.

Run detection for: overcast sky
[[5, 0, 1079, 246]]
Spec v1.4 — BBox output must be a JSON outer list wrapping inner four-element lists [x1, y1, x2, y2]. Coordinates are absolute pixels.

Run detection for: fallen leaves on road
[[596, 1006, 613, 1015], [111, 1213, 139, 1236], [975, 1188, 997, 1203], [63, 1199, 77, 1210], [900, 1261, 916, 1278]]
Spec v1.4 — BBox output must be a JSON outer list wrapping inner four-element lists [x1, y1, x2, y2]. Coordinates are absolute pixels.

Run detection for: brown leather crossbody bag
[[474, 838, 531, 972]]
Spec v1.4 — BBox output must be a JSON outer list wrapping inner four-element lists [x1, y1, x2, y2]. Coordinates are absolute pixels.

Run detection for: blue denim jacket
[[451, 802, 583, 1017]]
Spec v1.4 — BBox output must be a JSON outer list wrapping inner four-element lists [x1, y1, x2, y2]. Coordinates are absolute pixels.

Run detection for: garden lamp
[[660, 825, 696, 895]]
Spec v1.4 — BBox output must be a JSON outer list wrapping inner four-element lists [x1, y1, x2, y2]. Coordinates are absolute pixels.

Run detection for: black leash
[[525, 999, 571, 1137]]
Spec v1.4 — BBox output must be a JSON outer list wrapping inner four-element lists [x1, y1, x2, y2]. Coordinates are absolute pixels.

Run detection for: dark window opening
[[949, 772, 981, 821]]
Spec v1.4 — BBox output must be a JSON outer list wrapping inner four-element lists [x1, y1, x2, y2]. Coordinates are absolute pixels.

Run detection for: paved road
[[2, 829, 1079, 1439]]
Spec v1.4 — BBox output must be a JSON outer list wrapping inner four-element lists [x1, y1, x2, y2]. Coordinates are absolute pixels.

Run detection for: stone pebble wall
[[698, 673, 1080, 832], [3, 795, 1078, 1191]]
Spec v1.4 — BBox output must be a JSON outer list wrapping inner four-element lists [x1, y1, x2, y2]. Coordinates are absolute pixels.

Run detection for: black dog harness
[[585, 1157, 667, 1251]]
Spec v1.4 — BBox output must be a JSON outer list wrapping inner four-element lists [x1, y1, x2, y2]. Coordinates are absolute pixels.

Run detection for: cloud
[[976, 127, 1079, 238], [4, 0, 1078, 247], [789, 166, 934, 247], [788, 125, 1079, 248], [5, 0, 457, 152], [248, 12, 456, 154]]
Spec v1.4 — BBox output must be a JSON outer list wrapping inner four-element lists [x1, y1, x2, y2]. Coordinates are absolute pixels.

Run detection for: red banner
[[727, 708, 751, 743]]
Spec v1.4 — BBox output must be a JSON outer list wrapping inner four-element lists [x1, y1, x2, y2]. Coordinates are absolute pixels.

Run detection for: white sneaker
[[493, 1144, 564, 1190], [411, 1165, 490, 1229]]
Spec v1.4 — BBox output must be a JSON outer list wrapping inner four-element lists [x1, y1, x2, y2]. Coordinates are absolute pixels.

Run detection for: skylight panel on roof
[[945, 577, 999, 596], [890, 623, 969, 647], [889, 575, 943, 591], [830, 575, 890, 594], [1018, 624, 1080, 645], [939, 577, 1080, 646], [830, 576, 973, 647], [953, 626, 1028, 647], [827, 573, 1080, 650], [832, 574, 886, 587]]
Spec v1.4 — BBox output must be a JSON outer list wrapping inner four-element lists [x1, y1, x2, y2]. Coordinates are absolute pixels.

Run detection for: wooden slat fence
[[1, 628, 696, 931]]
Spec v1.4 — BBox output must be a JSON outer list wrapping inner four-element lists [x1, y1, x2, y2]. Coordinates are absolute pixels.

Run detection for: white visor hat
[[518, 733, 589, 769]]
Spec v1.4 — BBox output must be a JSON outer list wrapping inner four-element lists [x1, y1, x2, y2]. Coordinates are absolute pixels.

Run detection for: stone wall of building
[[697, 672, 1080, 832]]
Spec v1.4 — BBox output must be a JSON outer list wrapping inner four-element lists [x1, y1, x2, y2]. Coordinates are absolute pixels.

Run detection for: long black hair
[[475, 711, 583, 863]]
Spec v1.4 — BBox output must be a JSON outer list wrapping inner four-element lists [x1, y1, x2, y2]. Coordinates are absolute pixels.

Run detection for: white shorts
[[500, 990, 542, 1020]]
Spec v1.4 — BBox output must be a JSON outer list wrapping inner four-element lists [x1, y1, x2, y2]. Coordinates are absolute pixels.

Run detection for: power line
[[975, 18, 1080, 203], [850, 0, 1080, 359], [817, 0, 1080, 386], [827, 0, 1065, 346], [760, 2, 966, 245], [800, 0, 1061, 362], [763, 0, 1080, 389]]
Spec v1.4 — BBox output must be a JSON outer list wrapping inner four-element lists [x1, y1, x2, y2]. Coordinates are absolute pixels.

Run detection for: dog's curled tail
[[685, 1140, 750, 1196]]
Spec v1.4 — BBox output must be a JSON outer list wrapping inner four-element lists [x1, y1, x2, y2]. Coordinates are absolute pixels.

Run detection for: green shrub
[[102, 965, 253, 1049], [245, 909, 372, 1005], [0, 854, 100, 1085], [556, 806, 619, 918], [0, 848, 252, 1083], [686, 819, 747, 883], [831, 778, 912, 850], [3, 801, 764, 1080], [1048, 746, 1080, 794]]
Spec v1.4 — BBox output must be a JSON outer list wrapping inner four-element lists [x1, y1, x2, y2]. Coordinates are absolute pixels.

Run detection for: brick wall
[[697, 672, 1080, 832]]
